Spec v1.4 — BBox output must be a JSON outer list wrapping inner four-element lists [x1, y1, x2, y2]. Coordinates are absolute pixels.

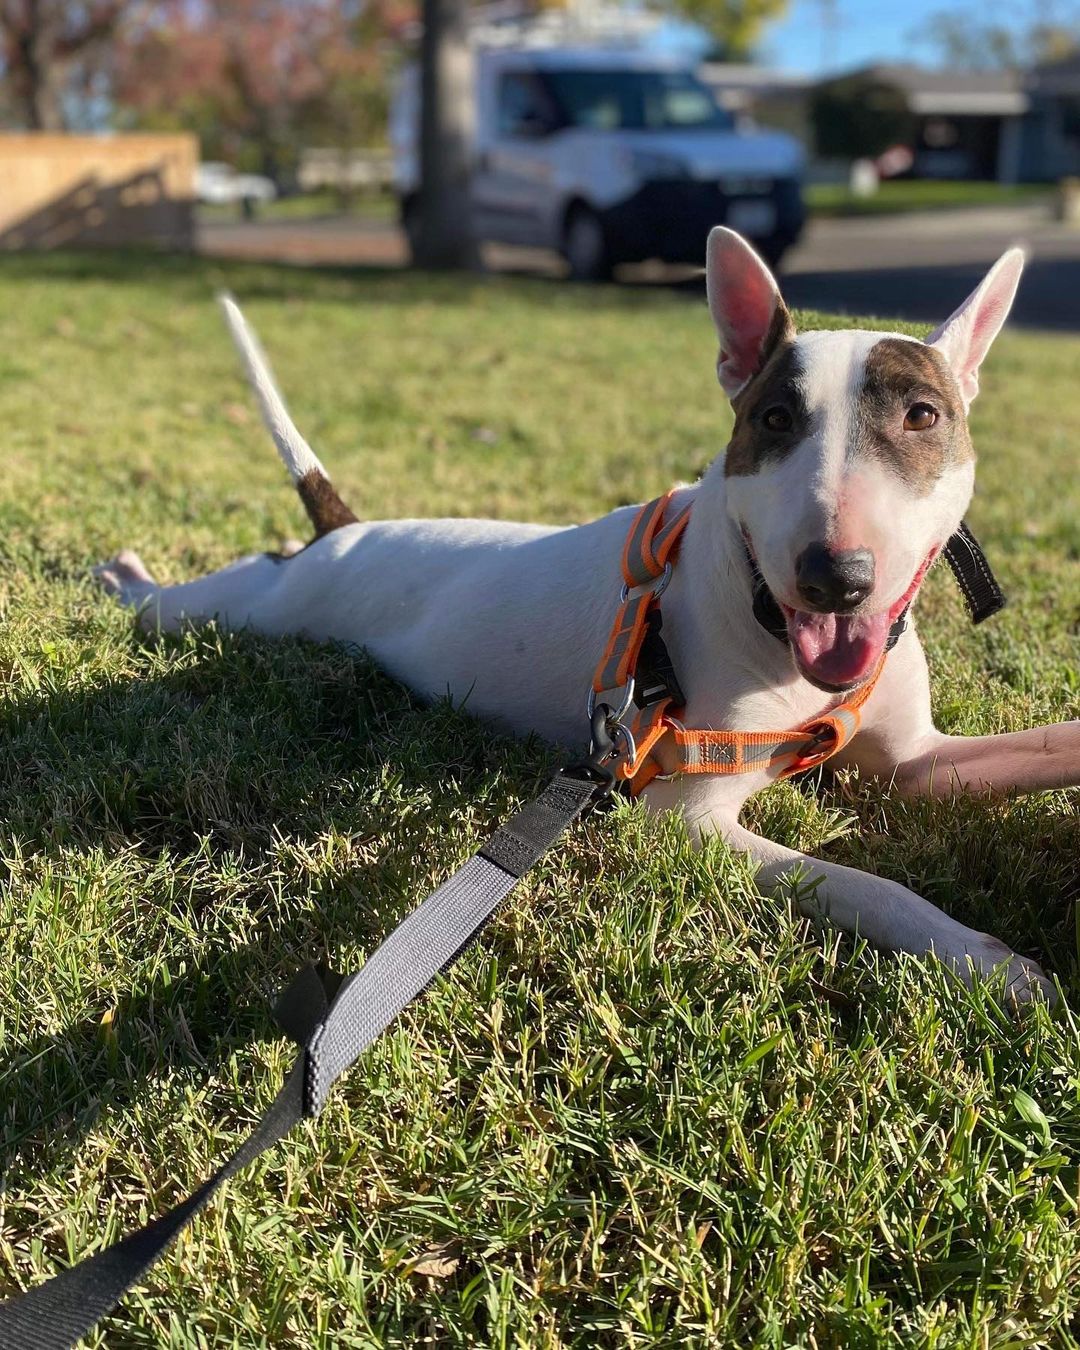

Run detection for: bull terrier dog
[[97, 228, 1079, 1003]]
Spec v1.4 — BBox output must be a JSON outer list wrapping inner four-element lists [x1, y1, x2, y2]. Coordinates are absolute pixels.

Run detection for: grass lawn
[[806, 179, 1055, 218], [0, 252, 1077, 1348]]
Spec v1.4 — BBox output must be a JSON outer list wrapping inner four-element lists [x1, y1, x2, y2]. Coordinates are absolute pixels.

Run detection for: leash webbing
[[0, 770, 604, 1349]]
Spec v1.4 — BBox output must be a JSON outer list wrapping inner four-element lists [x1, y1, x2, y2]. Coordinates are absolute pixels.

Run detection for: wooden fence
[[0, 133, 197, 251]]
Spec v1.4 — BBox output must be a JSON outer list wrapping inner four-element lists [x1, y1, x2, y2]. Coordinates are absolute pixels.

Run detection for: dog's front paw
[[93, 549, 156, 608], [957, 935, 1056, 1008]]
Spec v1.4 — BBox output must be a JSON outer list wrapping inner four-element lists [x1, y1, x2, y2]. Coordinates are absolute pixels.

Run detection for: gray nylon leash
[[0, 768, 605, 1349]]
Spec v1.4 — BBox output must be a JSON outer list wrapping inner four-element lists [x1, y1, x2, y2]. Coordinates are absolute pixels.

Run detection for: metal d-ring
[[611, 720, 638, 771], [619, 562, 672, 606], [587, 676, 635, 726]]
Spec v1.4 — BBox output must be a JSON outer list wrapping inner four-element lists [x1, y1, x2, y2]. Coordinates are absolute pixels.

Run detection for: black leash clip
[[560, 703, 624, 812]]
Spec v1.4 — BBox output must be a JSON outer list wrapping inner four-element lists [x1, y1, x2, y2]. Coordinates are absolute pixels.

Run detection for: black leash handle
[[0, 769, 604, 1349]]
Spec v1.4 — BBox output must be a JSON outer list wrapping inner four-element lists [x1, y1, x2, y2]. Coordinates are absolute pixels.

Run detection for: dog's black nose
[[795, 544, 875, 613]]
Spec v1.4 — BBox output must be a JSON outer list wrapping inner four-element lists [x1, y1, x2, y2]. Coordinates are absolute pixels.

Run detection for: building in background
[[711, 57, 1080, 185], [810, 64, 1029, 182], [1020, 54, 1080, 183]]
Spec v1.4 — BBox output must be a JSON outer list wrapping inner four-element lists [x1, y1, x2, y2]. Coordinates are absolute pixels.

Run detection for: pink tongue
[[788, 609, 893, 687]]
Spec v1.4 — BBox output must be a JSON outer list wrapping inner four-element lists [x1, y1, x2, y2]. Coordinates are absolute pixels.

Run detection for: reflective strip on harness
[[594, 490, 691, 697], [620, 492, 692, 590], [659, 665, 881, 788], [595, 589, 654, 693]]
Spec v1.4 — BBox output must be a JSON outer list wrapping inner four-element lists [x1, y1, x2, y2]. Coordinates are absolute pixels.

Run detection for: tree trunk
[[413, 0, 477, 270], [13, 16, 67, 131]]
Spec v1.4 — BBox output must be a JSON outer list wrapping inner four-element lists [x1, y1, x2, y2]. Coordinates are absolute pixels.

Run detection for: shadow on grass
[[0, 246, 704, 316], [0, 618, 1074, 1198], [0, 628, 562, 1190]]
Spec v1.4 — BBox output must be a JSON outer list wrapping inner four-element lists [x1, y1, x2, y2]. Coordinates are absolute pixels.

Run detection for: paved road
[[200, 203, 1080, 331], [779, 206, 1080, 331]]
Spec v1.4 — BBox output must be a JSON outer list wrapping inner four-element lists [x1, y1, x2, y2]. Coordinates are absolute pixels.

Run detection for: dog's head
[[705, 226, 1023, 692]]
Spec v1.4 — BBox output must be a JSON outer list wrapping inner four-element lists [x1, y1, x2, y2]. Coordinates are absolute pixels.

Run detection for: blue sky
[[758, 0, 1064, 76], [646, 0, 1075, 77]]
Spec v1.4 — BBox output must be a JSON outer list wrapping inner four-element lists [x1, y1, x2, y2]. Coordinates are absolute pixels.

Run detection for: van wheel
[[564, 206, 613, 282]]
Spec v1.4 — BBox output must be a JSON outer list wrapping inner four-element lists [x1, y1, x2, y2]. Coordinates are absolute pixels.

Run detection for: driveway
[[200, 203, 1080, 331]]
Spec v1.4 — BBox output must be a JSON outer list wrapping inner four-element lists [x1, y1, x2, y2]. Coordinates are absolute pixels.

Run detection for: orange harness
[[590, 490, 885, 793]]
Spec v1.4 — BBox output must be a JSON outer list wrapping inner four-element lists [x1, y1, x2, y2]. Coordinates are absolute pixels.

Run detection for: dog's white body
[[99, 232, 1079, 1003]]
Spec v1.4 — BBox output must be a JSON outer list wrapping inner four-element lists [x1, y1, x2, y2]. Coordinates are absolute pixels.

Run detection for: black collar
[[744, 520, 1006, 648]]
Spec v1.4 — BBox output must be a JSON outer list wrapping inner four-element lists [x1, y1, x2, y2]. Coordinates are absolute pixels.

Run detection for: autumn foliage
[[114, 0, 412, 176]]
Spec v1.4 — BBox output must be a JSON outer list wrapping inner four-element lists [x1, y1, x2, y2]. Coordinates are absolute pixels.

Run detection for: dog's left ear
[[706, 226, 794, 398], [926, 247, 1025, 409]]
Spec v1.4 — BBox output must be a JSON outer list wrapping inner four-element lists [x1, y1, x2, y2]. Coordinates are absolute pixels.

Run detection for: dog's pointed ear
[[706, 226, 793, 398], [926, 247, 1025, 408]]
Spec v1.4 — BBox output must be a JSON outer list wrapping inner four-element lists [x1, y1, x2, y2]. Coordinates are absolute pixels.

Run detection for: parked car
[[195, 162, 277, 208], [391, 48, 805, 278]]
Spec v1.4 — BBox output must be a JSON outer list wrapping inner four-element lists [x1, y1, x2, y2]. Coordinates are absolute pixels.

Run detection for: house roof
[[820, 63, 1029, 116], [699, 63, 811, 92]]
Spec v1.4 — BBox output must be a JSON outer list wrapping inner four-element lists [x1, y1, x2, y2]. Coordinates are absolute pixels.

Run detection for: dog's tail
[[218, 293, 358, 538]]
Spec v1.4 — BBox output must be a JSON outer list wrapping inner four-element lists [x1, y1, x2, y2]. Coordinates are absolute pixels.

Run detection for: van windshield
[[542, 68, 733, 132]]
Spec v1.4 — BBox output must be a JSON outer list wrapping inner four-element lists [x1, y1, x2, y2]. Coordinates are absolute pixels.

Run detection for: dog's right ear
[[706, 226, 794, 398]]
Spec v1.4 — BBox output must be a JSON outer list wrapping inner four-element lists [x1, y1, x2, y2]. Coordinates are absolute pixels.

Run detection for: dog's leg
[[713, 812, 1054, 1003], [835, 633, 1079, 798], [642, 775, 1053, 1001], [93, 549, 157, 610], [95, 548, 290, 635], [890, 724, 1080, 798]]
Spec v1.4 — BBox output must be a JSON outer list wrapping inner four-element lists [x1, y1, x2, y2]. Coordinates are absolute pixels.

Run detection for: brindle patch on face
[[855, 338, 973, 493], [724, 303, 806, 477]]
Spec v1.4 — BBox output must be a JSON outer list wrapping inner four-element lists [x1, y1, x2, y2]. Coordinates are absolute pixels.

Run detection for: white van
[[391, 47, 805, 279]]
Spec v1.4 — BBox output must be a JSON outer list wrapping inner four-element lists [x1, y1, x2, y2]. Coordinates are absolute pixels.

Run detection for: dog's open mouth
[[783, 607, 895, 689], [780, 550, 938, 691]]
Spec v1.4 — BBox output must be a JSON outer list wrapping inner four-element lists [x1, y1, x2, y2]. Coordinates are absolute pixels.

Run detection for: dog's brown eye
[[763, 406, 793, 432], [904, 403, 938, 431]]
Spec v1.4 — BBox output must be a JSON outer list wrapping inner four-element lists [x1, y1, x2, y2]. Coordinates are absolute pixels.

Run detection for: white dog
[[97, 228, 1079, 1002]]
